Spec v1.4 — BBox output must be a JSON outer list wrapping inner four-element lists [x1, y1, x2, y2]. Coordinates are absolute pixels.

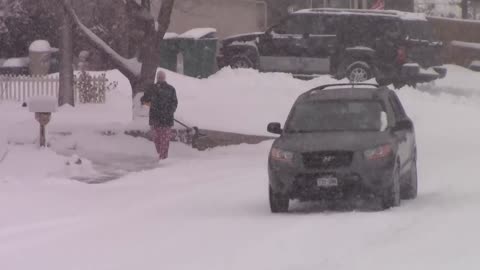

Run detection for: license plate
[[316, 176, 338, 187]]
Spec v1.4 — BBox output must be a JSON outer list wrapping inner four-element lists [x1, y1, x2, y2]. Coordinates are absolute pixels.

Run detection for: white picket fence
[[0, 74, 107, 103]]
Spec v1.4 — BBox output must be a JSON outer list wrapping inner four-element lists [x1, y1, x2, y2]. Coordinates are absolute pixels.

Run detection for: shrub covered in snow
[[74, 71, 118, 103]]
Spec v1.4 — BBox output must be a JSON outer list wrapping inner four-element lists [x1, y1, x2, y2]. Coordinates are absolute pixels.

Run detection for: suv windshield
[[286, 100, 386, 133]]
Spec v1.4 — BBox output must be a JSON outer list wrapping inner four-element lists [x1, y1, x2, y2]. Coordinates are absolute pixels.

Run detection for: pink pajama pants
[[152, 127, 172, 160]]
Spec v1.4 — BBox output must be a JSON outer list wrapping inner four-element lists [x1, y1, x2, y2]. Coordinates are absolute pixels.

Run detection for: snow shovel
[[173, 119, 207, 148]]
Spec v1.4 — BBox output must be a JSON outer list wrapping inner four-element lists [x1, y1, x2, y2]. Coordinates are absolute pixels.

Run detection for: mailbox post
[[28, 96, 58, 147]]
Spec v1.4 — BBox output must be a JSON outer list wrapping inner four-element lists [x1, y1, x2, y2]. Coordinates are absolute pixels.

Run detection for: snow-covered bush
[[74, 71, 118, 103]]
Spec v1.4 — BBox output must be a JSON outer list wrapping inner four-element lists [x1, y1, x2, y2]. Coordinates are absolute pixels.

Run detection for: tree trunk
[[133, 0, 175, 97], [59, 2, 75, 106]]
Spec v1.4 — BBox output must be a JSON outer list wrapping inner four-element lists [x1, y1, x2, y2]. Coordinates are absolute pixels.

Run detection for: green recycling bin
[[177, 28, 218, 78], [158, 33, 180, 72]]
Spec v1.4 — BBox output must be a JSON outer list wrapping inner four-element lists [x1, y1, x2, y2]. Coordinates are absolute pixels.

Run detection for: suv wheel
[[230, 55, 255, 69], [269, 186, 289, 213], [401, 160, 418, 200], [382, 167, 401, 209], [346, 62, 372, 82]]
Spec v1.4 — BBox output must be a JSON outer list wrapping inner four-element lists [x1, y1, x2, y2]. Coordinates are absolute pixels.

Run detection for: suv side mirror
[[267, 122, 283, 135], [393, 119, 413, 131]]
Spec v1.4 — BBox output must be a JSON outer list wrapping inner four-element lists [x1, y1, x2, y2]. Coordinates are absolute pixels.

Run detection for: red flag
[[371, 0, 385, 10]]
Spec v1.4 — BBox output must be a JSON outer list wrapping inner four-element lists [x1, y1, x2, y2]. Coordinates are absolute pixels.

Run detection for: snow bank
[[419, 65, 480, 97], [0, 145, 66, 181], [451, 40, 480, 50], [2, 57, 29, 68], [469, 60, 480, 71], [160, 67, 343, 135]]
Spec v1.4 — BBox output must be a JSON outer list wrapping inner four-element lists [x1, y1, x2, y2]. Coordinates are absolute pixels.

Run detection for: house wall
[[385, 0, 414, 12], [153, 0, 260, 38], [428, 16, 480, 66], [264, 0, 375, 27]]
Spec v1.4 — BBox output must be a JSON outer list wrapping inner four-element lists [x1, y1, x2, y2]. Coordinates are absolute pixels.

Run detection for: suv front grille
[[302, 151, 353, 169]]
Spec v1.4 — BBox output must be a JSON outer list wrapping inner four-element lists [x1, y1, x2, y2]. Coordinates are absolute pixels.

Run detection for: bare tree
[[58, 0, 74, 106], [60, 0, 175, 97]]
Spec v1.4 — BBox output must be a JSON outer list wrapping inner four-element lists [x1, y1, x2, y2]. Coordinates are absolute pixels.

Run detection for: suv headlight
[[364, 144, 393, 160], [271, 148, 294, 163]]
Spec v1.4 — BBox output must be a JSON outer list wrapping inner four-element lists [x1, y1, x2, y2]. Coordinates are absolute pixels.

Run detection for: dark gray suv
[[219, 8, 446, 88], [267, 83, 417, 212]]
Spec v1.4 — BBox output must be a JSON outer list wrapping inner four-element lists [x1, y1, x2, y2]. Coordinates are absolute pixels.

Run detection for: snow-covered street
[[2, 66, 480, 269]]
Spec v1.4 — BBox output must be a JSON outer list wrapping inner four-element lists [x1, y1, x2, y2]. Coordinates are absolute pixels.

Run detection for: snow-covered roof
[[179, 28, 217, 39], [29, 40, 57, 53], [294, 8, 427, 21], [164, 32, 179, 39]]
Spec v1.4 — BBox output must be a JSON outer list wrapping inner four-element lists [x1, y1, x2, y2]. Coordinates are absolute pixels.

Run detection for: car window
[[389, 93, 407, 119], [285, 100, 386, 133], [402, 20, 434, 40], [311, 15, 337, 35], [338, 16, 376, 46], [286, 15, 310, 34], [376, 19, 402, 39]]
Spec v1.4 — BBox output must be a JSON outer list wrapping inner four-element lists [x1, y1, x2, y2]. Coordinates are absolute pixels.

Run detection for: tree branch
[[138, 0, 175, 85], [60, 0, 141, 81], [156, 0, 175, 39]]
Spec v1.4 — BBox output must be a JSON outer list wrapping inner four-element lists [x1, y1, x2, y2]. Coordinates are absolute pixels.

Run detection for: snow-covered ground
[[1, 66, 480, 269]]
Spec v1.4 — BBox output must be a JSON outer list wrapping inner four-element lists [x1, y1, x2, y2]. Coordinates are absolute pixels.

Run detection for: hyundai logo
[[322, 156, 335, 163]]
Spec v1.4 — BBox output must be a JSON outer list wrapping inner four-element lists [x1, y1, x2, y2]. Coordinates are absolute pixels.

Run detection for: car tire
[[269, 186, 289, 213], [346, 62, 372, 83], [230, 55, 255, 69], [401, 160, 418, 200], [382, 166, 401, 209]]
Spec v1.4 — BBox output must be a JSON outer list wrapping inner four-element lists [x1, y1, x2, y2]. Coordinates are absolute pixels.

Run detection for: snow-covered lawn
[[1, 66, 480, 269]]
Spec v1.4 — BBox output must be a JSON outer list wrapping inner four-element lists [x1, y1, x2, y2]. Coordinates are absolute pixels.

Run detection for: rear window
[[285, 100, 387, 133]]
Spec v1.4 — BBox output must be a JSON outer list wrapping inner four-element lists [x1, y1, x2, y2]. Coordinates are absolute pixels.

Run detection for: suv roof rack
[[295, 8, 427, 21], [308, 83, 380, 93]]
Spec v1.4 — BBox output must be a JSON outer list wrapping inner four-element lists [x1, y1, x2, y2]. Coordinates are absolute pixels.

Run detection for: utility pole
[[58, 1, 74, 106]]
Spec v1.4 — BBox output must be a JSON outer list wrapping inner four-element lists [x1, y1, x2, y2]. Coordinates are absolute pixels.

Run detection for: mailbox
[[27, 96, 57, 147]]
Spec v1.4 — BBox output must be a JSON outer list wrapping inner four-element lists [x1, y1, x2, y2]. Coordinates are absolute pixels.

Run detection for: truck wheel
[[346, 62, 372, 82], [269, 186, 289, 213], [401, 160, 418, 200], [230, 55, 255, 69], [382, 167, 401, 209]]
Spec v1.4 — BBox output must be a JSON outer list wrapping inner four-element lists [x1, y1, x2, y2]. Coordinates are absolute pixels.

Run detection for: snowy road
[[2, 66, 480, 269], [2, 87, 480, 270]]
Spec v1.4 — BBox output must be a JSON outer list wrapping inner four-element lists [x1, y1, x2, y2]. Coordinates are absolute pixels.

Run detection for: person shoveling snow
[[141, 71, 178, 161]]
